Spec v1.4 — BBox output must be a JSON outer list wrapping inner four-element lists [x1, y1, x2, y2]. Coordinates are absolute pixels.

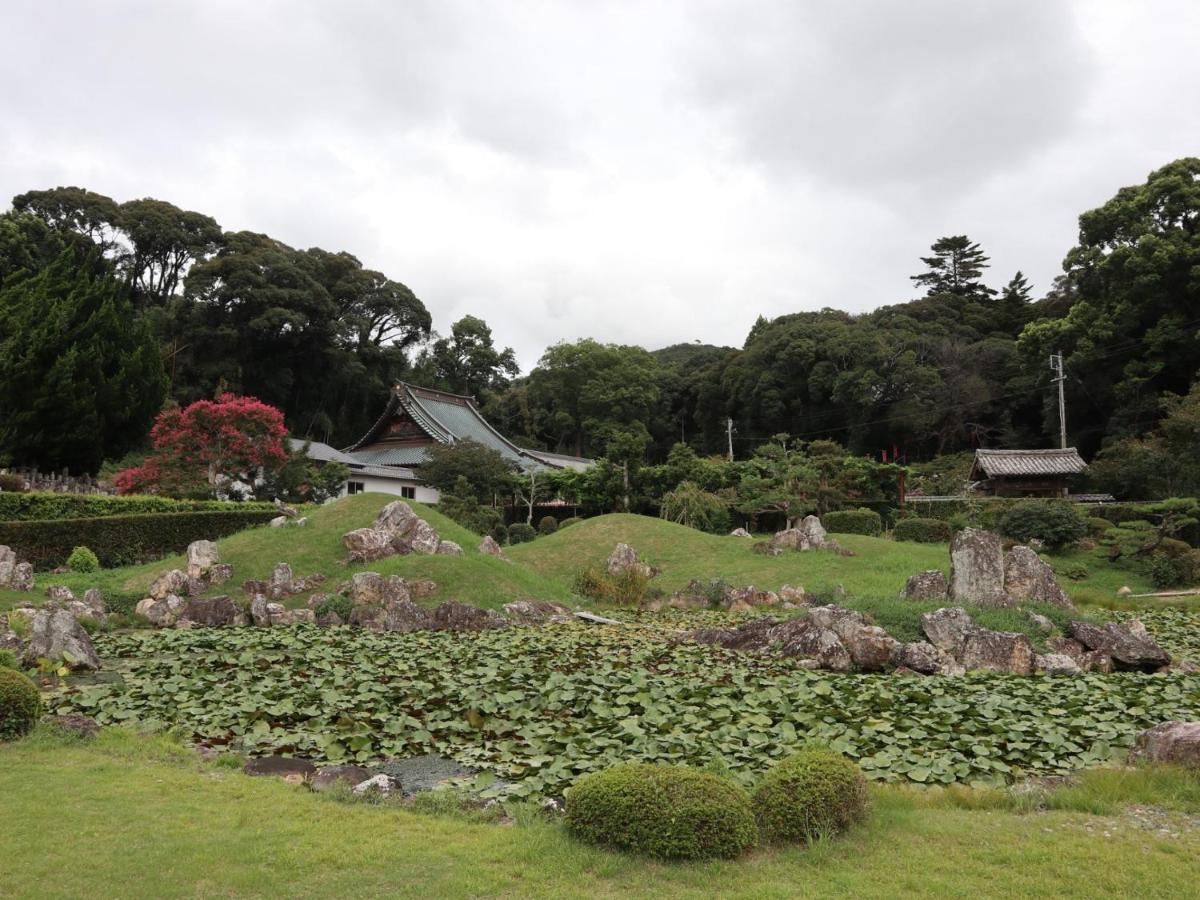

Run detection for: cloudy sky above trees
[[3, 1, 1197, 368]]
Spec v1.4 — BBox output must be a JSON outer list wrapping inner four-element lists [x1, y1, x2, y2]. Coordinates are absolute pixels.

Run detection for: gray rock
[[269, 562, 294, 597], [807, 605, 896, 671], [249, 595, 270, 627], [409, 520, 442, 555], [959, 628, 1034, 675], [137, 594, 187, 628], [1004, 546, 1074, 609], [574, 611, 622, 625], [0, 545, 15, 585], [23, 605, 101, 670], [311, 764, 375, 792], [904, 570, 948, 602], [774, 621, 853, 672], [45, 585, 75, 603], [208, 563, 234, 586], [42, 713, 100, 738], [149, 569, 190, 601], [342, 527, 404, 563], [892, 641, 950, 675], [502, 600, 573, 623], [605, 543, 659, 578], [726, 586, 780, 611], [1027, 612, 1056, 632], [729, 528, 752, 538], [269, 516, 289, 528], [431, 601, 508, 632], [352, 774, 396, 795], [798, 515, 828, 545], [949, 528, 1009, 606], [1068, 620, 1170, 672], [179, 595, 244, 627], [778, 585, 807, 604], [373, 500, 422, 539], [435, 540, 464, 556], [1035, 653, 1081, 675], [11, 562, 34, 591], [920, 607, 975, 657], [244, 757, 316, 778], [81, 588, 105, 617], [479, 535, 506, 558], [1047, 637, 1113, 673], [1130, 722, 1200, 769], [185, 540, 220, 579]]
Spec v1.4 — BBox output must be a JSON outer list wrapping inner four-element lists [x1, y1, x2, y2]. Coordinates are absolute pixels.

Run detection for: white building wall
[[343, 474, 440, 504]]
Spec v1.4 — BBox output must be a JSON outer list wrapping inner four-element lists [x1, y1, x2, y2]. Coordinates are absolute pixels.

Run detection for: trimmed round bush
[[998, 500, 1088, 549], [565, 763, 758, 860], [559, 516, 582, 529], [823, 508, 882, 536], [489, 523, 509, 546], [67, 545, 100, 573], [752, 750, 869, 844], [0, 667, 41, 742], [538, 515, 559, 536], [508, 523, 537, 545], [893, 517, 952, 543]]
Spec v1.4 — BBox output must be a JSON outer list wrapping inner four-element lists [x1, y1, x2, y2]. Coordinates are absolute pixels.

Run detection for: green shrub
[[559, 516, 582, 529], [538, 515, 559, 536], [752, 749, 869, 844], [997, 500, 1088, 550], [508, 523, 537, 545], [0, 648, 19, 671], [0, 509, 276, 569], [573, 566, 608, 599], [0, 491, 274, 522], [565, 763, 758, 860], [102, 591, 141, 617], [893, 517, 952, 543], [0, 667, 41, 741], [489, 523, 509, 546], [0, 473, 26, 493], [66, 545, 100, 573], [822, 508, 882, 536], [1087, 516, 1114, 538], [315, 594, 354, 622], [1055, 563, 1090, 581]]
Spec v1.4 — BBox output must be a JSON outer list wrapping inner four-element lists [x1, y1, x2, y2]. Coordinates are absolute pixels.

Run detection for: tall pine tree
[[910, 235, 997, 299], [0, 250, 166, 472]]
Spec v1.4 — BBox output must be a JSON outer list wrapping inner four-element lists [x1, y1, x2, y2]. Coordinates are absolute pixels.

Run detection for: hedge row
[[822, 508, 883, 536], [0, 491, 275, 523], [893, 517, 952, 543], [0, 510, 277, 569]]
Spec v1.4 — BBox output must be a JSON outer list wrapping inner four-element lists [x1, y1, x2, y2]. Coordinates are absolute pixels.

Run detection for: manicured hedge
[[508, 523, 537, 545], [0, 668, 41, 741], [893, 517, 952, 543], [752, 750, 869, 844], [0, 510, 276, 569], [0, 491, 274, 523], [823, 508, 883, 536]]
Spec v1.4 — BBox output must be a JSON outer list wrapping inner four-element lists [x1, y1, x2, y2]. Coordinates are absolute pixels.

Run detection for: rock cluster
[[242, 563, 326, 601], [645, 579, 806, 613], [769, 516, 853, 556], [136, 541, 243, 627], [687, 604, 1171, 677], [342, 501, 458, 563], [903, 528, 1073, 610], [606, 543, 661, 579], [19, 603, 102, 670], [0, 545, 35, 591]]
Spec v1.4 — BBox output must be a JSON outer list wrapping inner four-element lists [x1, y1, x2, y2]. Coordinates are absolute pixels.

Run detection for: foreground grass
[[4, 728, 1199, 899]]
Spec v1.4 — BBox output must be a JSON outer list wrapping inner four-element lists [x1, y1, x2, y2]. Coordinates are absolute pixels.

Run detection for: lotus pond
[[51, 621, 1200, 799]]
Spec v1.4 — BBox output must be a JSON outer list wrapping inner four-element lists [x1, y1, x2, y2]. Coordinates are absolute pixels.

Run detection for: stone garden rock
[[502, 600, 573, 623], [436, 540, 464, 556], [891, 641, 957, 676], [948, 528, 1009, 606], [958, 628, 1034, 675], [208, 563, 234, 586], [269, 516, 289, 528], [606, 543, 659, 579], [410, 520, 442, 555], [11, 562, 34, 591], [1035, 653, 1081, 676], [431, 601, 508, 632], [1067, 620, 1170, 672], [374, 500, 423, 538], [1047, 637, 1113, 673], [137, 594, 187, 628], [409, 580, 437, 599], [311, 764, 375, 792], [179, 596, 245, 627], [342, 527, 401, 563], [22, 604, 101, 670], [185, 540, 220, 579], [0, 545, 15, 585], [904, 570, 948, 602], [778, 585, 807, 604], [807, 605, 897, 672], [43, 713, 101, 738], [726, 586, 779, 611], [248, 595, 270, 626], [244, 757, 317, 779], [751, 541, 782, 557], [1003, 546, 1074, 609], [1130, 722, 1200, 769], [479, 535, 506, 558], [1027, 612, 1056, 632], [149, 569, 190, 601], [730, 527, 752, 538], [352, 774, 396, 795], [81, 588, 105, 617], [920, 607, 975, 657], [45, 585, 75, 603]]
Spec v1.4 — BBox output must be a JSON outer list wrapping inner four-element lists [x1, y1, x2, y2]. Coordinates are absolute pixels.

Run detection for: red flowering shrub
[[115, 394, 288, 497]]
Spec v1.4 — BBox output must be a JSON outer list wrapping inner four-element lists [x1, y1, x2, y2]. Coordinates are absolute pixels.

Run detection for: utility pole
[[1049, 351, 1067, 449], [726, 417, 735, 462]]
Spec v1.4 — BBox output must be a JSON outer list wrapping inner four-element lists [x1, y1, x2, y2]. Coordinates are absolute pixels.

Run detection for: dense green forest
[[1, 159, 1198, 499]]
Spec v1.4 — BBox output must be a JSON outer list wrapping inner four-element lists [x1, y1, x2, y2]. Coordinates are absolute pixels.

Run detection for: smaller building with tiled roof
[[968, 448, 1087, 498]]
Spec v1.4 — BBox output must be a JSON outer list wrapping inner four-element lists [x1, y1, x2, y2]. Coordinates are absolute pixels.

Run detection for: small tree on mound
[[114, 393, 288, 498], [565, 763, 758, 860], [752, 749, 869, 844]]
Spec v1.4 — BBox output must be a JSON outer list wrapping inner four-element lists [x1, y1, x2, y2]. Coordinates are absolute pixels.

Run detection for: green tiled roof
[[351, 446, 432, 466]]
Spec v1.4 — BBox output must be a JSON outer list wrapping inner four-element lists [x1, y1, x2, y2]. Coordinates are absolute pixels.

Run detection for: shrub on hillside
[[572, 566, 651, 606], [490, 523, 509, 546], [752, 749, 869, 844], [565, 763, 758, 860], [0, 509, 276, 569], [0, 668, 41, 741], [66, 546, 100, 573], [823, 508, 882, 536], [538, 515, 559, 536], [997, 500, 1088, 549], [315, 594, 354, 622], [508, 523, 537, 545], [558, 516, 582, 529], [0, 649, 19, 671], [893, 517, 951, 543]]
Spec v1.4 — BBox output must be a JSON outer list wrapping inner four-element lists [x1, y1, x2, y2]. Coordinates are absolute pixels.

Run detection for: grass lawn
[[4, 728, 1199, 899]]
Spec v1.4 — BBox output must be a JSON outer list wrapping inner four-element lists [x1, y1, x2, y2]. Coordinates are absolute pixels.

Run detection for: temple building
[[296, 383, 592, 501], [967, 448, 1088, 498]]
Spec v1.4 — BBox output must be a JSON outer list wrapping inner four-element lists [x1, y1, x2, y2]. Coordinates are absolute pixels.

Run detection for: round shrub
[[489, 523, 509, 546], [538, 515, 559, 536], [823, 508, 883, 536], [893, 517, 952, 543], [0, 667, 41, 742], [565, 763, 758, 860], [508, 523, 537, 545], [66, 545, 100, 573], [752, 750, 869, 844], [997, 500, 1087, 549], [559, 516, 582, 529]]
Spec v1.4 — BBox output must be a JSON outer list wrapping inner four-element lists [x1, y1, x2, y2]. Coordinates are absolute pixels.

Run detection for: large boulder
[[806, 605, 897, 672], [606, 543, 658, 578], [479, 535, 506, 558], [726, 586, 780, 612], [410, 520, 442, 555], [431, 601, 509, 632], [689, 617, 778, 652], [374, 500, 422, 539], [1047, 637, 1113, 673], [920, 607, 975, 657], [958, 628, 1035, 675], [435, 540, 464, 557], [729, 528, 752, 538], [45, 585, 75, 603], [948, 528, 1009, 606], [903, 570, 948, 602], [341, 527, 399, 563], [892, 641, 959, 676], [11, 562, 34, 592], [502, 600, 573, 623], [1067, 620, 1170, 672], [771, 620, 852, 672], [1130, 722, 1200, 769], [149, 569, 190, 601], [0, 545, 16, 585], [1004, 546, 1073, 609], [179, 596, 245, 627], [185, 540, 220, 579], [798, 515, 828, 546], [22, 605, 101, 670], [1035, 653, 1081, 676]]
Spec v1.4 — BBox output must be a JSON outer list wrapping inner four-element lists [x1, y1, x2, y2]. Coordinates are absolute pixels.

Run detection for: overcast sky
[[3, 1, 1198, 369]]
